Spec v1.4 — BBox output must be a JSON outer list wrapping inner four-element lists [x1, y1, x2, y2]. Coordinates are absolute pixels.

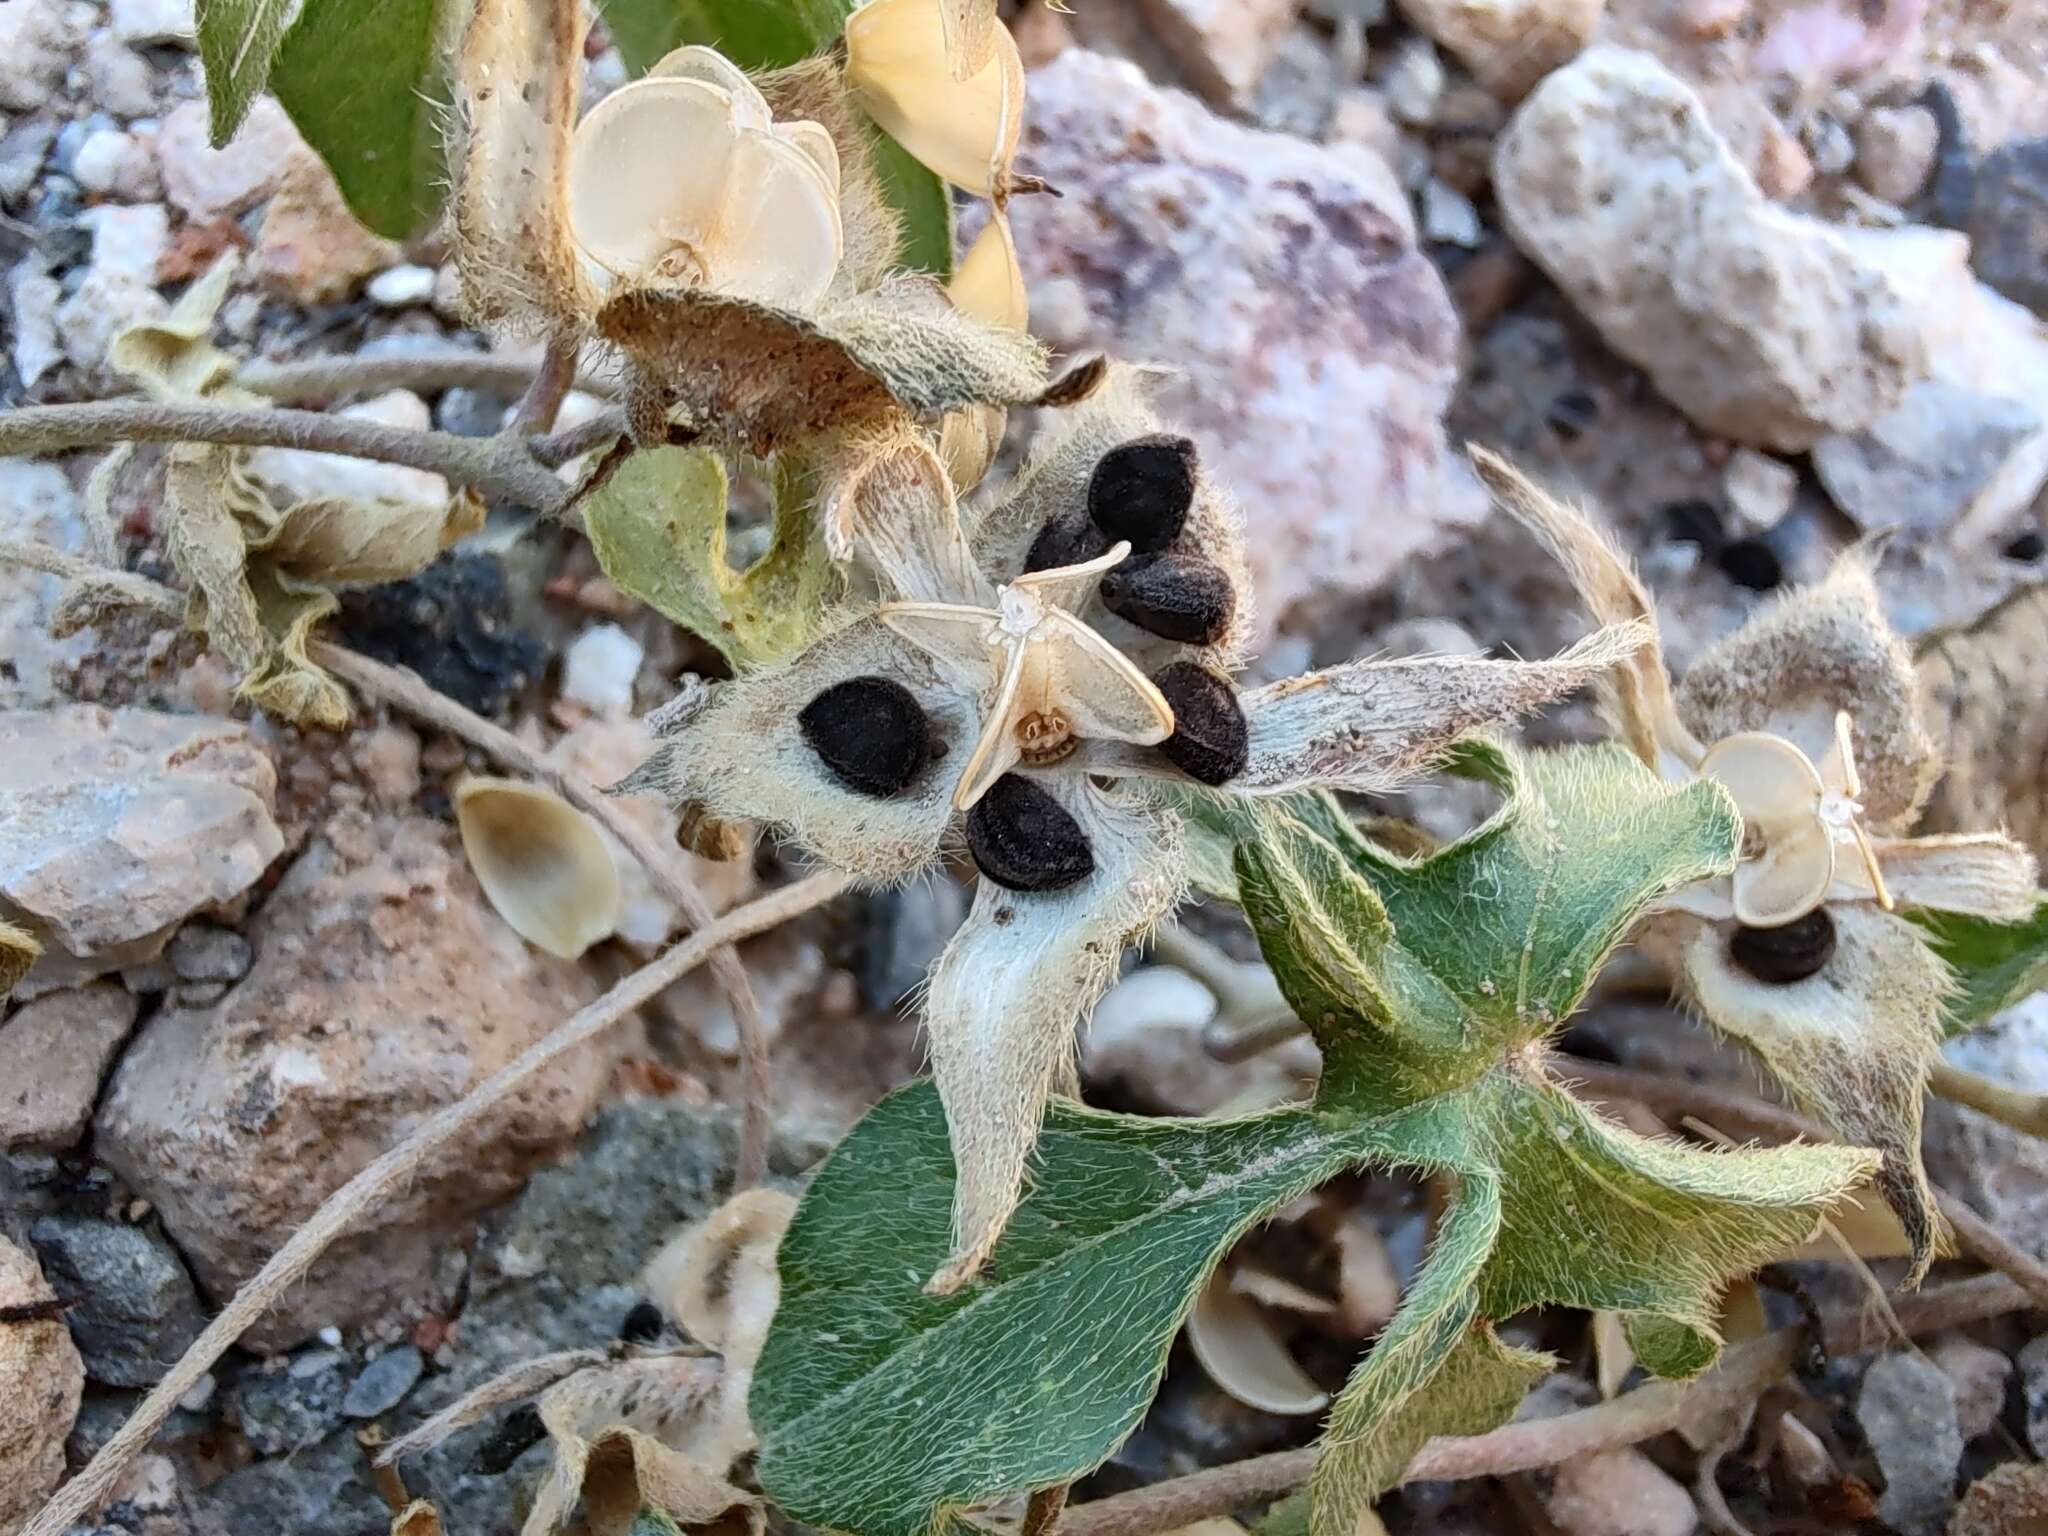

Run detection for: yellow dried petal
[[454, 777, 623, 959], [1698, 731, 1823, 835], [845, 0, 1024, 196], [1185, 1270, 1328, 1416], [950, 210, 1028, 331]]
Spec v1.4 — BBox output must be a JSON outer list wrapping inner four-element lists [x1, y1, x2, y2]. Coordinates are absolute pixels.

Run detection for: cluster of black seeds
[[798, 676, 945, 799], [1729, 908, 1836, 984]]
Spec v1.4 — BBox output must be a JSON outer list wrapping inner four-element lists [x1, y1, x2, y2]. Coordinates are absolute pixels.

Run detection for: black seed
[[618, 1299, 666, 1343], [966, 774, 1094, 892], [1024, 507, 1111, 573], [1088, 435, 1198, 552], [799, 676, 935, 798], [1099, 552, 1236, 645], [1662, 498, 1726, 552], [1718, 536, 1783, 591], [1153, 661, 1249, 785], [1730, 909, 1837, 985], [471, 1402, 548, 1475], [2004, 529, 2044, 562]]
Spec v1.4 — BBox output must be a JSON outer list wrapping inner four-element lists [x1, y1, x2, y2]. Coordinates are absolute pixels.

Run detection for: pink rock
[[156, 97, 302, 222]]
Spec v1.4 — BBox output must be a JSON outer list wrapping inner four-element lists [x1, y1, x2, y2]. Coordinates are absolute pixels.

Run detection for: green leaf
[[1910, 895, 2048, 1033], [268, 0, 458, 238], [197, 0, 296, 143], [582, 445, 841, 669], [752, 1082, 1461, 1536]]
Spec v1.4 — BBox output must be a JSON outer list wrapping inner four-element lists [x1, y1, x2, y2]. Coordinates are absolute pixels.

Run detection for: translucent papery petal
[[569, 78, 738, 284], [950, 211, 1028, 332], [1698, 732, 1824, 837], [844, 0, 1024, 196], [878, 602, 1000, 696], [711, 131, 843, 311], [1046, 611, 1175, 745], [1010, 540, 1129, 615], [1676, 905, 1952, 1284], [950, 641, 1027, 811], [647, 44, 773, 129], [827, 431, 993, 607], [1859, 833, 2040, 919], [774, 119, 843, 198], [923, 782, 1186, 1293], [1230, 624, 1652, 795], [940, 0, 1000, 78], [1730, 816, 1835, 928], [617, 618, 968, 882]]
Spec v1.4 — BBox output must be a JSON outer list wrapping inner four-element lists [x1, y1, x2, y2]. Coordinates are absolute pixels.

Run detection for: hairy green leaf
[[582, 446, 841, 669], [1911, 895, 2048, 1032], [197, 0, 296, 143], [268, 0, 459, 238]]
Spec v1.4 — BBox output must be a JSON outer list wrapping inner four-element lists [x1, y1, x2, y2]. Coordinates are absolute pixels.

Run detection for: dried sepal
[[641, 1188, 796, 1370], [950, 210, 1028, 332], [1228, 623, 1650, 795], [940, 0, 1000, 78], [937, 404, 1006, 496], [844, 0, 1024, 197], [108, 253, 241, 401], [1186, 1269, 1329, 1416], [1861, 832, 2038, 917], [820, 424, 992, 603], [454, 777, 624, 960], [449, 0, 591, 338], [0, 918, 38, 1000], [924, 781, 1184, 1293]]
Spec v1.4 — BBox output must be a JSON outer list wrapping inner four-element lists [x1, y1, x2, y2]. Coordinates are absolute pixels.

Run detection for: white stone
[[247, 390, 447, 512], [1926, 1334, 2011, 1442], [0, 459, 94, 711], [83, 34, 158, 118], [1420, 177, 1483, 246], [111, 0, 194, 44], [1397, 0, 1604, 100], [1721, 447, 1797, 534], [1083, 964, 1315, 1115], [156, 96, 301, 220], [1544, 1448, 1695, 1536], [1495, 48, 1959, 451], [9, 265, 62, 388], [81, 202, 169, 285], [57, 270, 167, 374], [366, 263, 438, 308], [0, 0, 74, 113], [1383, 33, 1444, 124], [1855, 104, 1939, 205], [561, 623, 644, 717], [1138, 0, 1297, 107], [73, 127, 160, 201]]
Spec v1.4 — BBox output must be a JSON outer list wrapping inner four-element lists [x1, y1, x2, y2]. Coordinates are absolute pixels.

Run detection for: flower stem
[[1927, 1058, 2048, 1141]]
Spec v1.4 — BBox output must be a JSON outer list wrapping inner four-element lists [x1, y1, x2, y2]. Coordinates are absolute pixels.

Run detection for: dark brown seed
[[1153, 662, 1248, 784], [798, 676, 935, 798], [471, 1402, 547, 1475], [1088, 435, 1198, 551], [1729, 908, 1836, 984], [1024, 507, 1111, 573], [966, 774, 1094, 892], [1099, 552, 1236, 644]]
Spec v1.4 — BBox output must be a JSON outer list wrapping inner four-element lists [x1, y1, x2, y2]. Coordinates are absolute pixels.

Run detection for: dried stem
[[510, 335, 581, 436], [310, 643, 782, 1191], [240, 347, 615, 406], [1927, 1058, 2048, 1142], [22, 870, 850, 1536], [1023, 1484, 1071, 1536], [1057, 1273, 2030, 1536]]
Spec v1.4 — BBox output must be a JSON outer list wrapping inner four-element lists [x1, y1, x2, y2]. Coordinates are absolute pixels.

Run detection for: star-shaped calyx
[[879, 543, 1174, 810]]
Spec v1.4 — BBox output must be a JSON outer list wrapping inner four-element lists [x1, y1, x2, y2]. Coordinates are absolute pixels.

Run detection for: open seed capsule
[[1153, 661, 1249, 784], [966, 773, 1094, 891], [1023, 507, 1111, 573], [1088, 435, 1197, 552], [799, 675, 938, 798], [1099, 552, 1236, 645], [1729, 908, 1836, 984]]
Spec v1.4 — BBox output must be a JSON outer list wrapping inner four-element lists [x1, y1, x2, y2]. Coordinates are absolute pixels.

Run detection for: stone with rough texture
[[1139, 0, 1296, 106], [1967, 140, 2048, 316], [2020, 1334, 2048, 1456], [74, 128, 160, 202], [1953, 1462, 2048, 1536], [187, 1428, 389, 1536], [252, 147, 403, 305], [10, 266, 63, 387], [1542, 1447, 1695, 1536], [1009, 51, 1484, 636], [1926, 1334, 2011, 1441], [1859, 1351, 1963, 1536], [167, 923, 254, 984], [0, 707, 283, 962], [1928, 997, 2048, 1269], [1856, 103, 1938, 205], [0, 1238, 82, 1533], [28, 1216, 208, 1388], [1398, 0, 1603, 99], [0, 461, 95, 710], [0, 0, 75, 112], [84, 34, 158, 118], [111, 0, 194, 44], [234, 1349, 349, 1454], [95, 811, 611, 1349], [1495, 48, 1955, 451], [0, 983, 137, 1147], [341, 1344, 423, 1419], [156, 98, 300, 221]]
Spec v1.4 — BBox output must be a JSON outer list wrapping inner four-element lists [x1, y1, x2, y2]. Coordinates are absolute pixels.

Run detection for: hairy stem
[[241, 346, 612, 405], [510, 334, 581, 436], [23, 870, 850, 1536], [1927, 1058, 2048, 1141]]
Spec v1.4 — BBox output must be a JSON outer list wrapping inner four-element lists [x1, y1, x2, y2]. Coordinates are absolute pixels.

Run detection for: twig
[[510, 336, 580, 436], [1928, 1058, 2048, 1141], [310, 643, 782, 1192], [1057, 1273, 2030, 1536], [0, 401, 568, 513], [22, 870, 850, 1536], [241, 347, 618, 406], [1560, 1058, 2048, 1312], [531, 411, 629, 470], [0, 539, 182, 619], [1023, 1484, 1070, 1536]]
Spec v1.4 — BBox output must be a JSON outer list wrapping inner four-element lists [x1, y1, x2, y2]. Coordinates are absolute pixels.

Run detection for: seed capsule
[[1729, 908, 1836, 985], [1153, 662, 1249, 784], [1099, 552, 1236, 645], [1024, 507, 1111, 573], [799, 676, 937, 798], [618, 1299, 667, 1343], [966, 773, 1094, 891], [1088, 435, 1197, 552]]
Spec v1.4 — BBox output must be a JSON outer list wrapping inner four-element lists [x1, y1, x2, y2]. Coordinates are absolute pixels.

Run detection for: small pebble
[[2017, 1333, 2048, 1454], [1382, 35, 1442, 126], [1722, 447, 1797, 535], [1855, 104, 1939, 205], [168, 923, 254, 984], [367, 263, 438, 308], [1420, 178, 1482, 248], [1926, 1335, 2011, 1441], [1860, 1351, 1963, 1536], [342, 1344, 424, 1419], [561, 623, 645, 717]]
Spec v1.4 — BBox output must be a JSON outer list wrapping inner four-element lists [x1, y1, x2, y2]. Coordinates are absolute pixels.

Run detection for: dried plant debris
[[1917, 582, 2048, 860], [1474, 446, 2047, 1283], [453, 777, 625, 960], [1, 919, 40, 1002]]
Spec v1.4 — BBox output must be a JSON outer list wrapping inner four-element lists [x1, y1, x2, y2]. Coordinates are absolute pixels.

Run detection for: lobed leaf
[[1910, 895, 2048, 1033], [197, 0, 295, 143]]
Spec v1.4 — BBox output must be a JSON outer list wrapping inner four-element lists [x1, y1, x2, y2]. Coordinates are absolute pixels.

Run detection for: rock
[[2020, 1334, 2048, 1455], [1928, 997, 2048, 1272], [367, 263, 437, 308], [81, 201, 170, 285], [83, 35, 159, 118], [9, 263, 63, 387], [1858, 1351, 1963, 1536], [94, 812, 611, 1348], [1925, 1334, 2011, 1441], [1953, 1462, 2048, 1536], [0, 706, 283, 963], [111, 0, 194, 44], [28, 1216, 208, 1388], [0, 1237, 82, 1533], [58, 269, 168, 375], [1382, 34, 1444, 125], [1138, 0, 1297, 108], [1494, 48, 1960, 451], [0, 983, 137, 1148], [560, 623, 643, 717], [0, 461, 97, 713], [335, 552, 543, 717], [1722, 447, 1797, 534], [73, 128, 160, 202], [167, 923, 254, 984], [342, 1344, 424, 1419], [0, 0, 75, 113], [1009, 52, 1485, 636], [1856, 103, 1938, 205], [433, 386, 507, 439], [1965, 139, 2048, 316], [1397, 0, 1603, 100], [186, 1427, 388, 1536], [251, 147, 403, 305], [0, 118, 58, 207], [247, 390, 448, 512], [156, 98, 300, 221], [1420, 178, 1483, 247], [1247, 22, 1348, 140], [351, 724, 422, 809], [234, 1348, 349, 1454], [1541, 1448, 1695, 1536]]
